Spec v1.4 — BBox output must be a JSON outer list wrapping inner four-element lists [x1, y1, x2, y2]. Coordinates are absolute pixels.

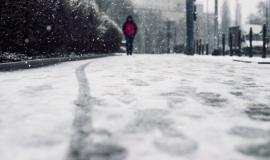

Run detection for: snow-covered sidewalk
[[86, 55, 270, 160], [0, 55, 270, 160], [0, 60, 84, 160]]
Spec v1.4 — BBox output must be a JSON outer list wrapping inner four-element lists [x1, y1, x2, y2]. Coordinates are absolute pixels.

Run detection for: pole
[[217, 32, 220, 49], [167, 21, 171, 53], [206, 43, 209, 55], [222, 34, 225, 56], [199, 39, 202, 55], [229, 32, 233, 56], [238, 30, 242, 56], [206, 0, 210, 51], [202, 43, 205, 55], [266, 0, 269, 26], [214, 0, 219, 49], [174, 24, 177, 53], [196, 40, 199, 54], [186, 0, 195, 55], [249, 27, 253, 57], [263, 24, 267, 58]]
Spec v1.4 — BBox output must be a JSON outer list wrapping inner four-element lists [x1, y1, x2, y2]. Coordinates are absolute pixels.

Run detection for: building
[[132, 0, 186, 53], [133, 0, 185, 21]]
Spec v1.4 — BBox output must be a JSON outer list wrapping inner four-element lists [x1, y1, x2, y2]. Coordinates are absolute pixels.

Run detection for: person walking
[[123, 16, 137, 56]]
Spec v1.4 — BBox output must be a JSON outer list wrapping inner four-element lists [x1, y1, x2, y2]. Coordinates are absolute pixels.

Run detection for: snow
[[0, 52, 28, 62], [0, 61, 83, 160], [24, 38, 30, 43], [233, 56, 270, 63], [0, 54, 270, 160], [46, 25, 52, 31]]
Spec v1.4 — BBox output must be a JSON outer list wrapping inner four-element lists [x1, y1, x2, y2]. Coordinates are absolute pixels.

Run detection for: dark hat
[[127, 15, 133, 21]]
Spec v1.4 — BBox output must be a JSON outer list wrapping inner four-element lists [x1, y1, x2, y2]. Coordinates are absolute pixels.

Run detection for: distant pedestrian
[[123, 16, 137, 56]]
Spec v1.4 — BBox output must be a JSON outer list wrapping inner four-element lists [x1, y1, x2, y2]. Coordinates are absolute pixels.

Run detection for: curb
[[233, 59, 270, 64], [233, 60, 252, 63], [0, 54, 113, 72], [258, 62, 270, 64]]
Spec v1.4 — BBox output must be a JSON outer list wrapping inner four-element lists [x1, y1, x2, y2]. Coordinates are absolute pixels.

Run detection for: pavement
[[0, 54, 270, 160]]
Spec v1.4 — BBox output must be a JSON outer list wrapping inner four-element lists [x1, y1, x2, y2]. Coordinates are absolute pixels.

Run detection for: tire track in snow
[[67, 62, 93, 160], [67, 62, 127, 160]]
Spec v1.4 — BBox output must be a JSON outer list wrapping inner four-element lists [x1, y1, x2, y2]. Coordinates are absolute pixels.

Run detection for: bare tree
[[248, 1, 266, 25], [96, 0, 136, 26], [235, 0, 242, 26]]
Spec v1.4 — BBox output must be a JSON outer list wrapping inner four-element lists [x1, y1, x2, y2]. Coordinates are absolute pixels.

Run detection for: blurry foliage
[[0, 0, 122, 56]]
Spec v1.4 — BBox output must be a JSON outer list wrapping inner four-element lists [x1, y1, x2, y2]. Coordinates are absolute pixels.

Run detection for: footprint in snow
[[128, 79, 150, 87], [154, 128, 198, 155], [245, 104, 270, 122], [230, 91, 244, 97], [238, 141, 270, 158], [230, 126, 270, 139], [196, 92, 228, 107], [125, 109, 171, 133]]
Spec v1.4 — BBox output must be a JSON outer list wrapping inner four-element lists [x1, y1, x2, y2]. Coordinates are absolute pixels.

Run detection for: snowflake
[[25, 38, 29, 43], [46, 25, 52, 31]]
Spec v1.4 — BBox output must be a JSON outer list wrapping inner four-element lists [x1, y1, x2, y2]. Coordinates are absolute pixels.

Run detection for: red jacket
[[123, 21, 137, 38]]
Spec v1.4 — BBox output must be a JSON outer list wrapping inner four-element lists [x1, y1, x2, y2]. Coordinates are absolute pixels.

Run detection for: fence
[[222, 25, 268, 58]]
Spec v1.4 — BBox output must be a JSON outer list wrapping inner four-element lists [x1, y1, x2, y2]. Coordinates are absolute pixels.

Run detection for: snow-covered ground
[[0, 54, 270, 160]]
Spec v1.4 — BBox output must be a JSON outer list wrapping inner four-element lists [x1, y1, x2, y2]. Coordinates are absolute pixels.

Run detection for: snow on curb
[[233, 57, 270, 64], [0, 54, 114, 72], [193, 54, 270, 64]]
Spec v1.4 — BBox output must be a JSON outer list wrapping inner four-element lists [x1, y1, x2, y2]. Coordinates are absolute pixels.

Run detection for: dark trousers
[[126, 37, 134, 55]]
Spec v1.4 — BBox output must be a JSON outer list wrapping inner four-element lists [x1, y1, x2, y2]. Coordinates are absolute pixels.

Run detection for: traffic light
[[193, 5, 197, 21]]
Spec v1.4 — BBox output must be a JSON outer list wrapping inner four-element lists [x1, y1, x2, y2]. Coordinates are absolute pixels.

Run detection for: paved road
[[0, 55, 270, 160]]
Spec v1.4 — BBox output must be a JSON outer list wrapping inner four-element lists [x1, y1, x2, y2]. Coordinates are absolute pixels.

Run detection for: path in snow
[[67, 62, 126, 160]]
